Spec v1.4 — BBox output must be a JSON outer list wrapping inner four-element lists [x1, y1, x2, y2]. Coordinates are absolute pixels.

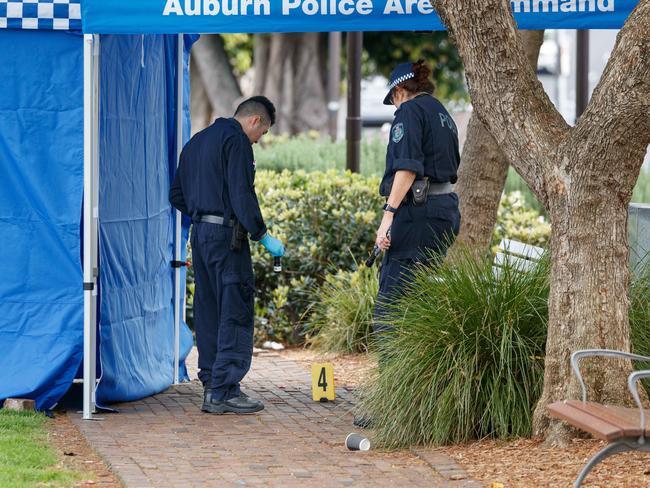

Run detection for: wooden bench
[[493, 238, 544, 277], [548, 349, 650, 487]]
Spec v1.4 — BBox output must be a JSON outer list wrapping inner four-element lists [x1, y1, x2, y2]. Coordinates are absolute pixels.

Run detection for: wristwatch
[[382, 203, 398, 214]]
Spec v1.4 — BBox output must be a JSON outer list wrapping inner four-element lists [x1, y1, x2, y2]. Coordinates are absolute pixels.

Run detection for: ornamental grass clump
[[305, 266, 379, 353], [629, 260, 650, 388], [358, 248, 550, 447]]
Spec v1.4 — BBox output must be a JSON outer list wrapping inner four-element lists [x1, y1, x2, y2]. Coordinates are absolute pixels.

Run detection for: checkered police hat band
[[0, 0, 82, 31], [388, 72, 416, 90]]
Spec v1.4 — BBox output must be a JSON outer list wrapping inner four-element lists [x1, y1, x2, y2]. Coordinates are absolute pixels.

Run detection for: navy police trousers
[[374, 194, 461, 333], [191, 222, 255, 401]]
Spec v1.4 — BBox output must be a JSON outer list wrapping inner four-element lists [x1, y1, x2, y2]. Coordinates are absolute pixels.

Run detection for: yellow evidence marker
[[311, 363, 336, 402]]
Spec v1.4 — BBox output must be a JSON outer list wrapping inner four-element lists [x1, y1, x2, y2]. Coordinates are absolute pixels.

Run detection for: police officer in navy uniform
[[170, 96, 284, 414], [374, 59, 461, 331]]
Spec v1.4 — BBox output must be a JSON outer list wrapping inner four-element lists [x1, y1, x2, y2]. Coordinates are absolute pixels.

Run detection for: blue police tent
[[0, 0, 641, 420], [0, 1, 195, 415]]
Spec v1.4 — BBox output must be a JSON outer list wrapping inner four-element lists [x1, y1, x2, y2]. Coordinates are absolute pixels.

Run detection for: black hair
[[234, 96, 276, 126], [400, 59, 435, 95]]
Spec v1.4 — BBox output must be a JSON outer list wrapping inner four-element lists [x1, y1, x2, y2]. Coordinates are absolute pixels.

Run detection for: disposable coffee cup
[[345, 433, 370, 451]]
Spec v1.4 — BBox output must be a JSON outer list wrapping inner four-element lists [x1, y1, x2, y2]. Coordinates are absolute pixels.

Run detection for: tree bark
[[191, 34, 242, 119], [253, 34, 270, 95], [434, 0, 650, 444], [453, 31, 544, 255], [189, 55, 213, 135], [253, 33, 329, 134]]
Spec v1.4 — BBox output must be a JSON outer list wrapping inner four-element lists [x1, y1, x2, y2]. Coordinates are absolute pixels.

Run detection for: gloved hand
[[259, 234, 285, 257]]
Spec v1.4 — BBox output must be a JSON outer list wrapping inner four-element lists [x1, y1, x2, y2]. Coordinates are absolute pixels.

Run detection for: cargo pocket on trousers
[[222, 272, 255, 355]]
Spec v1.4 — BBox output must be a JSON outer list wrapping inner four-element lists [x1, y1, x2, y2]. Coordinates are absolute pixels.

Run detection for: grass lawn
[[0, 410, 78, 488]]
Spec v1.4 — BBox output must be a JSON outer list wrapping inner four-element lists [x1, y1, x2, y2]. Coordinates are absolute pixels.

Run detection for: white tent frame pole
[[82, 34, 100, 420], [90, 34, 101, 413], [173, 34, 184, 385]]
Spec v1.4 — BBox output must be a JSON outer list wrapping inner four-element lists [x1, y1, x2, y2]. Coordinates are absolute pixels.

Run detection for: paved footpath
[[71, 349, 481, 488]]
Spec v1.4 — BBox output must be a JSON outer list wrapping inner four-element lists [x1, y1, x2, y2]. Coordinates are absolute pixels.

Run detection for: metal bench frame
[[566, 349, 650, 487]]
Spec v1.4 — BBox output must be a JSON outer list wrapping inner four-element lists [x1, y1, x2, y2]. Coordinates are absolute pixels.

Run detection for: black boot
[[201, 385, 213, 411], [353, 414, 373, 428], [202, 394, 264, 414]]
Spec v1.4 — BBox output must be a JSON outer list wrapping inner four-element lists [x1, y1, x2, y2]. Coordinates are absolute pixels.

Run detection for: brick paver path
[[70, 350, 481, 488]]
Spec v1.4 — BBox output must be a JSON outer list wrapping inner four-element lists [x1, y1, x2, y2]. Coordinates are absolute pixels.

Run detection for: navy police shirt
[[169, 118, 267, 241], [379, 94, 460, 197]]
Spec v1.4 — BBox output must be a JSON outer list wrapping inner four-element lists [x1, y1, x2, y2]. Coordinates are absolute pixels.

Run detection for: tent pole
[[173, 34, 184, 385], [90, 34, 101, 414], [82, 34, 95, 420]]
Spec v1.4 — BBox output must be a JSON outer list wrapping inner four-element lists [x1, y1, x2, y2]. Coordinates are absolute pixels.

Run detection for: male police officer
[[170, 96, 284, 414]]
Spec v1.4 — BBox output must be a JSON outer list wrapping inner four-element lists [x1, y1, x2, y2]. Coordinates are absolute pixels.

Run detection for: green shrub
[[493, 191, 550, 248], [358, 247, 550, 447], [251, 169, 384, 343], [305, 266, 378, 353], [255, 132, 387, 176]]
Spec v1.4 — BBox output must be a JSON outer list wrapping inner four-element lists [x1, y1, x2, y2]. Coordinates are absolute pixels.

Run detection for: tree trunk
[[253, 33, 329, 134], [433, 0, 650, 444], [536, 181, 633, 443], [292, 33, 329, 133], [191, 34, 242, 118], [189, 55, 213, 135], [253, 34, 270, 95], [453, 30, 544, 255]]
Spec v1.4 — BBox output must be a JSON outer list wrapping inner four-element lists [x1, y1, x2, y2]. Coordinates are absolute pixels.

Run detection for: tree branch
[[433, 0, 569, 201], [574, 1, 650, 184]]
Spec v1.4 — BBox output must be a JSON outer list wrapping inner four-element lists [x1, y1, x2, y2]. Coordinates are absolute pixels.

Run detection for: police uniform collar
[[229, 117, 243, 130]]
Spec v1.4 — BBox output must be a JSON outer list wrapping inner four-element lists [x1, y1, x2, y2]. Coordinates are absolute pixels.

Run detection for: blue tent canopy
[[0, 13, 195, 411], [81, 0, 639, 33]]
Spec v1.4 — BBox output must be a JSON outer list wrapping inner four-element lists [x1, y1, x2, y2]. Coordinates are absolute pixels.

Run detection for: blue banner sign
[[81, 0, 639, 34]]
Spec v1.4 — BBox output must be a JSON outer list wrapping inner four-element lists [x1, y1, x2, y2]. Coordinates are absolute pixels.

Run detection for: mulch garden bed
[[280, 347, 650, 488]]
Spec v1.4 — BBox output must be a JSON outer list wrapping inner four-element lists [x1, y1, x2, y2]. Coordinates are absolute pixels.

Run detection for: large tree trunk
[[191, 34, 242, 119], [453, 31, 544, 254], [538, 183, 634, 443], [253, 33, 329, 134], [434, 0, 650, 444], [189, 56, 213, 135]]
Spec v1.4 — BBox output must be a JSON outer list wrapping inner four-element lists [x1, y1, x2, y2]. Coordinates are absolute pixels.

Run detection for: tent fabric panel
[[81, 0, 639, 34], [95, 34, 192, 404], [0, 29, 84, 410]]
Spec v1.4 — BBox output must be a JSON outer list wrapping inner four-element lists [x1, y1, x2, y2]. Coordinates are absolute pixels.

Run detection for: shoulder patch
[[392, 122, 404, 143]]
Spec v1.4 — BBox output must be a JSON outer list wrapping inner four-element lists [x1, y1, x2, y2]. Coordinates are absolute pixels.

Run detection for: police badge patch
[[392, 123, 404, 143]]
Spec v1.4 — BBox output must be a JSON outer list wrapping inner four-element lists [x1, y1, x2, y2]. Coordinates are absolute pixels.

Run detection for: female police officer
[[373, 59, 461, 333]]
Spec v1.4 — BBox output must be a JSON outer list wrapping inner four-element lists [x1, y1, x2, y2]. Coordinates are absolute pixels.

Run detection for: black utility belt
[[197, 214, 235, 226], [403, 181, 453, 205]]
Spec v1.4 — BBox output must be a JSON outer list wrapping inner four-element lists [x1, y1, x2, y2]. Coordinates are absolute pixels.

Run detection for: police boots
[[202, 390, 264, 415]]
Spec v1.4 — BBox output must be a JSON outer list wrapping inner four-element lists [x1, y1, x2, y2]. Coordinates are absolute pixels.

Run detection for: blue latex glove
[[259, 234, 285, 257]]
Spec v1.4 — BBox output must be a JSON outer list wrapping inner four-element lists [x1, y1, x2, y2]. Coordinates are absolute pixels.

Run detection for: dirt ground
[[280, 347, 650, 488], [48, 412, 123, 487], [279, 346, 378, 388]]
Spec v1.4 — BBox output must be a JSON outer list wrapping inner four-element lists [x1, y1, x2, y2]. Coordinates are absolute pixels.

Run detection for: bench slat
[[494, 252, 537, 271], [547, 401, 626, 441], [566, 401, 650, 438], [548, 400, 650, 441], [498, 239, 544, 260]]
